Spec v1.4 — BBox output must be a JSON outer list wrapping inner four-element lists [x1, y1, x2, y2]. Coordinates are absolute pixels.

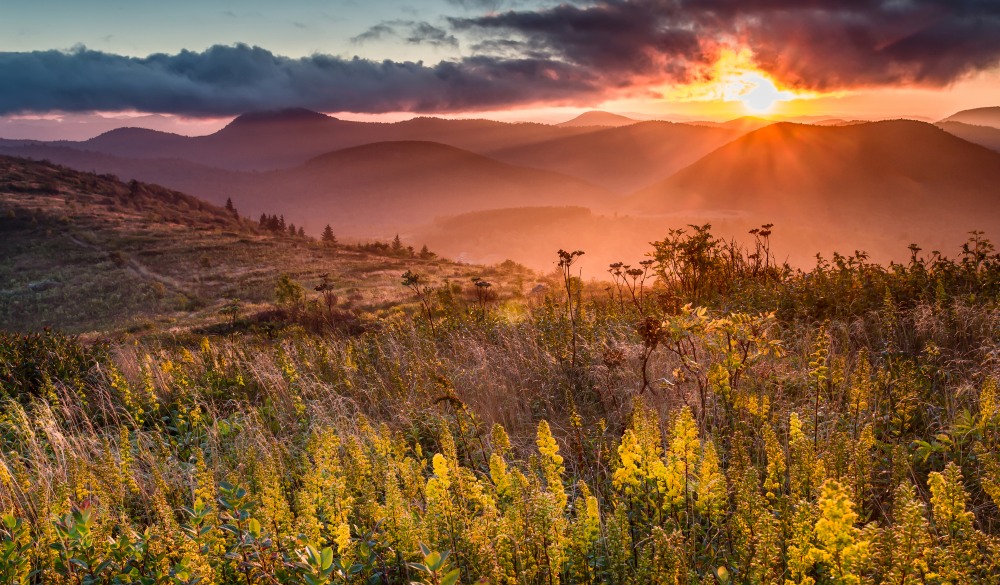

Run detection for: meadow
[[2, 226, 1000, 584]]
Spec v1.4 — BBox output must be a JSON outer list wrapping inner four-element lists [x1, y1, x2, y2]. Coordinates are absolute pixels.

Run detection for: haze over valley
[[4, 106, 1000, 271]]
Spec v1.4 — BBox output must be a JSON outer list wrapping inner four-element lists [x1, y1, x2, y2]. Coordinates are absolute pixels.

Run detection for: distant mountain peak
[[941, 106, 1000, 129], [557, 111, 637, 128], [228, 108, 333, 126], [85, 126, 188, 147]]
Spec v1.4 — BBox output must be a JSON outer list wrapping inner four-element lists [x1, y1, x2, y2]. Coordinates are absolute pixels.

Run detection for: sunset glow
[[721, 71, 796, 114], [5, 3, 1000, 578], [646, 49, 819, 118]]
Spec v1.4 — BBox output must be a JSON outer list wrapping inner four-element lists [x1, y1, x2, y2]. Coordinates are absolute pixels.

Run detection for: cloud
[[4, 1, 1000, 117], [452, 0, 1000, 91], [352, 21, 459, 48], [405, 22, 460, 48], [350, 23, 396, 44], [0, 44, 605, 116]]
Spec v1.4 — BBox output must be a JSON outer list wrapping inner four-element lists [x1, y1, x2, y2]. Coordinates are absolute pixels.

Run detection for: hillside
[[689, 116, 777, 134], [0, 142, 247, 198], [82, 109, 372, 170], [0, 156, 504, 333], [491, 121, 741, 193], [941, 106, 1000, 129], [938, 121, 1000, 152], [0, 140, 617, 238], [70, 109, 601, 171], [557, 110, 638, 127], [259, 141, 616, 236], [625, 120, 1000, 261]]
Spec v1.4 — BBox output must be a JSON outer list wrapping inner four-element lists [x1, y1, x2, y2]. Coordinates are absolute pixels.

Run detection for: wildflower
[[814, 479, 869, 584], [536, 420, 567, 510]]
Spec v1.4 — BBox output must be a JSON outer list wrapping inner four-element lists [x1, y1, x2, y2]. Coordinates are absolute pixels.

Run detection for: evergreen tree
[[278, 215, 286, 232], [259, 213, 267, 228], [322, 225, 336, 245], [289, 223, 297, 237], [225, 197, 237, 215], [298, 226, 305, 238], [392, 234, 403, 253]]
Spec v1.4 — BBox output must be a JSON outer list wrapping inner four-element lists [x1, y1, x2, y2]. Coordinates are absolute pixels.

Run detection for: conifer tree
[[322, 225, 336, 245]]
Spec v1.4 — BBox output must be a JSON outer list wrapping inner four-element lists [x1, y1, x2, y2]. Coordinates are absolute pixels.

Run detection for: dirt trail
[[67, 233, 191, 294]]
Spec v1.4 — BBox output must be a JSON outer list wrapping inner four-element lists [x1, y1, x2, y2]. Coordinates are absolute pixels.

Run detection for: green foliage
[[0, 330, 99, 402], [5, 228, 1000, 583], [275, 274, 306, 312]]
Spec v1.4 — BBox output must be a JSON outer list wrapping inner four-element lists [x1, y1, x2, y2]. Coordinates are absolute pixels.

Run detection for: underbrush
[[2, 228, 1000, 584]]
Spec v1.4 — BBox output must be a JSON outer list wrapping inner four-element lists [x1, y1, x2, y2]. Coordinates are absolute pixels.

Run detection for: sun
[[648, 48, 817, 117], [721, 70, 797, 115]]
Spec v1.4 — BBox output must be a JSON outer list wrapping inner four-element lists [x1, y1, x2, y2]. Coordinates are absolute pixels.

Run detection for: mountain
[[81, 109, 372, 170], [941, 106, 1000, 129], [257, 141, 616, 236], [491, 121, 742, 193], [1, 138, 617, 237], [938, 121, 1000, 152], [69, 109, 599, 171], [85, 127, 192, 157], [689, 116, 777, 134], [0, 155, 485, 333], [557, 111, 638, 127], [625, 120, 1000, 262]]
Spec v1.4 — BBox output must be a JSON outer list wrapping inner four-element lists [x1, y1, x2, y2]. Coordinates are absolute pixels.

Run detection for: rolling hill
[[625, 120, 1000, 262], [1, 139, 617, 238], [71, 109, 602, 171], [689, 116, 777, 134], [259, 141, 617, 236], [941, 106, 1000, 129], [938, 121, 1000, 152], [557, 111, 638, 127], [491, 121, 742, 193], [0, 155, 494, 333]]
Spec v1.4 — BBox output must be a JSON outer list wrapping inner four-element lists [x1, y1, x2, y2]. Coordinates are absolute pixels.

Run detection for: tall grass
[[2, 228, 1000, 583]]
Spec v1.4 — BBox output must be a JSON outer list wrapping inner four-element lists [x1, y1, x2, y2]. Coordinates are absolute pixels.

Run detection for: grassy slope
[[0, 156, 529, 335]]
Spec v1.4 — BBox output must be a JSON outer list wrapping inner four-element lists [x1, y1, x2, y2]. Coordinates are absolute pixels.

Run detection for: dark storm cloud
[[453, 0, 1000, 90], [5, 1, 1000, 117], [0, 44, 602, 116], [452, 1, 703, 78]]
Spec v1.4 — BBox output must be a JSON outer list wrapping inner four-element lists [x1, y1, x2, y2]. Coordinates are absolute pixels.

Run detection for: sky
[[2, 0, 1000, 139]]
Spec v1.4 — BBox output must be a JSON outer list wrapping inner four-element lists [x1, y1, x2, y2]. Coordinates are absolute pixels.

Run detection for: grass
[[0, 157, 531, 336], [4, 156, 1000, 583]]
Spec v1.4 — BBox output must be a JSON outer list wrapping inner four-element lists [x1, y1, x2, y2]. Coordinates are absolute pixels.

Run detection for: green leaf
[[441, 568, 461, 585], [320, 547, 333, 571], [247, 518, 261, 538], [425, 551, 442, 571]]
